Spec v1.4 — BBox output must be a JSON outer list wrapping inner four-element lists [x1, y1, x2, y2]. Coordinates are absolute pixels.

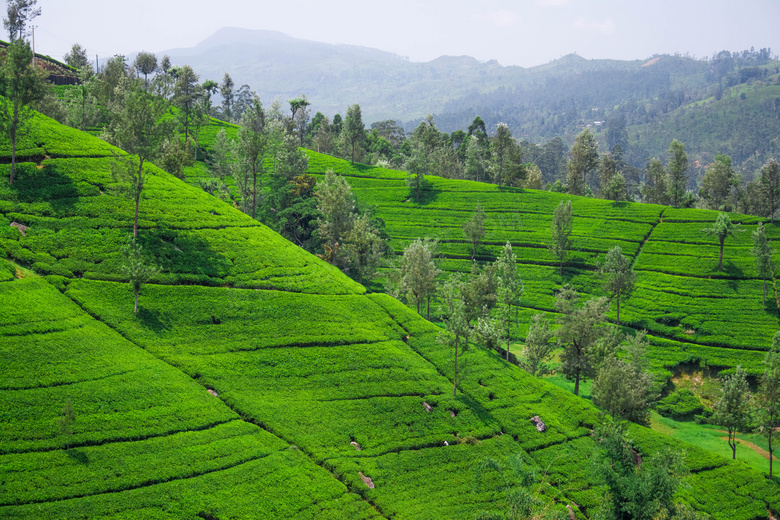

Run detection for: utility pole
[[31, 25, 36, 66]]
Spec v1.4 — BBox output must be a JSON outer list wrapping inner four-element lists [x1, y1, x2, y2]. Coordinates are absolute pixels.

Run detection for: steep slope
[[2, 112, 779, 519], [302, 152, 775, 378]]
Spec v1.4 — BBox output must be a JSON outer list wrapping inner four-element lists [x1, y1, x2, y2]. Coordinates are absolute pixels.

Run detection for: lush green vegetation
[[3, 97, 780, 519]]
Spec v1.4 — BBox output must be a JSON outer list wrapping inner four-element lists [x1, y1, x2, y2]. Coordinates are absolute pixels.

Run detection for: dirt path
[[719, 436, 777, 461]]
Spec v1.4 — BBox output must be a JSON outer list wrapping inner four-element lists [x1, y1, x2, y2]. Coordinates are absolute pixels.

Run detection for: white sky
[[30, 0, 780, 68]]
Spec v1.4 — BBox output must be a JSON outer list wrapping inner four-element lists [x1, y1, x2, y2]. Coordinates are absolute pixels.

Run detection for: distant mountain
[[161, 28, 780, 173]]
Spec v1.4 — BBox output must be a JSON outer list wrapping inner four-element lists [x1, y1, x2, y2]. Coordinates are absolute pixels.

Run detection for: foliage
[[0, 38, 47, 184], [700, 212, 743, 271], [522, 313, 555, 376], [120, 235, 158, 313], [596, 245, 636, 326], [397, 237, 440, 317], [591, 331, 656, 425], [667, 139, 688, 208], [656, 390, 706, 421], [756, 331, 780, 477], [712, 365, 751, 460], [462, 203, 486, 260], [555, 286, 608, 396], [547, 200, 572, 275], [593, 422, 699, 520], [566, 129, 598, 196]]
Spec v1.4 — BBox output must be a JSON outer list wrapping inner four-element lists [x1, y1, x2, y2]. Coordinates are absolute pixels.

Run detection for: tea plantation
[[300, 152, 777, 379], [1, 111, 779, 519]]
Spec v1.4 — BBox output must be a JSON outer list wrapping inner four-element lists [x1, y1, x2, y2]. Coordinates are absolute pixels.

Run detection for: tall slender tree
[[342, 103, 365, 165], [548, 200, 573, 275], [234, 95, 267, 219], [712, 365, 751, 460], [667, 139, 688, 208], [398, 238, 440, 318], [751, 223, 775, 310], [566, 129, 599, 196], [220, 73, 235, 122], [3, 0, 40, 41], [172, 65, 200, 140], [757, 332, 780, 478], [496, 241, 523, 359], [555, 286, 607, 396], [462, 203, 486, 260], [597, 246, 636, 326], [0, 39, 46, 185], [701, 212, 743, 272], [760, 158, 780, 223], [104, 81, 177, 237]]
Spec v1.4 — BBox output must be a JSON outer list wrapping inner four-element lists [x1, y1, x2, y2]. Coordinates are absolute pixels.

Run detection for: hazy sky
[[33, 0, 780, 67]]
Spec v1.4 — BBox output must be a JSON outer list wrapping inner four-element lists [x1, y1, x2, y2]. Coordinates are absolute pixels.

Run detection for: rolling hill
[[2, 111, 780, 519]]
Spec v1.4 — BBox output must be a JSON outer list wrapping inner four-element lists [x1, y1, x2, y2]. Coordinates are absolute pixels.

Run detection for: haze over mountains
[[160, 27, 645, 125]]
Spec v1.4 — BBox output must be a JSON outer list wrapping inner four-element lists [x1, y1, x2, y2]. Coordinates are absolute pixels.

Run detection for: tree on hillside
[[667, 139, 688, 208], [0, 38, 47, 185], [3, 0, 39, 41], [566, 129, 598, 196], [523, 313, 555, 376], [701, 212, 743, 272], [700, 153, 737, 211], [594, 422, 699, 520], [597, 246, 636, 326], [462, 203, 486, 260], [496, 241, 523, 359], [406, 114, 439, 202], [438, 285, 470, 398], [599, 152, 628, 201], [712, 365, 751, 460], [757, 332, 780, 478], [342, 103, 365, 165], [289, 95, 311, 147], [751, 223, 775, 310], [591, 331, 655, 425], [489, 123, 523, 188], [220, 73, 235, 122], [760, 158, 780, 223], [316, 169, 354, 264], [200, 80, 218, 119], [64, 43, 91, 71], [64, 67, 99, 131], [121, 236, 159, 314], [641, 158, 670, 205], [172, 65, 200, 140], [555, 286, 608, 396], [133, 51, 157, 89], [548, 200, 573, 275], [398, 238, 440, 318], [465, 136, 487, 182], [234, 95, 267, 219], [104, 81, 177, 237], [343, 213, 385, 285]]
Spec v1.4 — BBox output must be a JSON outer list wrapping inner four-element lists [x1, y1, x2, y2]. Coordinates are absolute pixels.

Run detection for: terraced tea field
[[301, 152, 776, 379], [1, 112, 779, 518]]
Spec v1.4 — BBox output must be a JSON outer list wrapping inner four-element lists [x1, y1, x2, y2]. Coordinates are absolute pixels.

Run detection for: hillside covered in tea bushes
[[2, 111, 780, 519]]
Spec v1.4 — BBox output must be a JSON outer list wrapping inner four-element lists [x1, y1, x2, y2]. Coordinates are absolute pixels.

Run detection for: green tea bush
[[656, 389, 706, 420]]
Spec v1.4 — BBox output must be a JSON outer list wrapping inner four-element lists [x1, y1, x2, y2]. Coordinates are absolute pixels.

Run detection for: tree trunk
[[773, 279, 780, 319], [730, 429, 737, 459], [453, 337, 459, 398], [770, 428, 774, 478], [573, 368, 580, 396], [134, 285, 139, 314], [251, 167, 257, 220], [718, 238, 725, 271], [764, 279, 768, 311], [426, 296, 430, 320], [616, 295, 621, 327], [10, 101, 19, 185], [134, 157, 144, 238]]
